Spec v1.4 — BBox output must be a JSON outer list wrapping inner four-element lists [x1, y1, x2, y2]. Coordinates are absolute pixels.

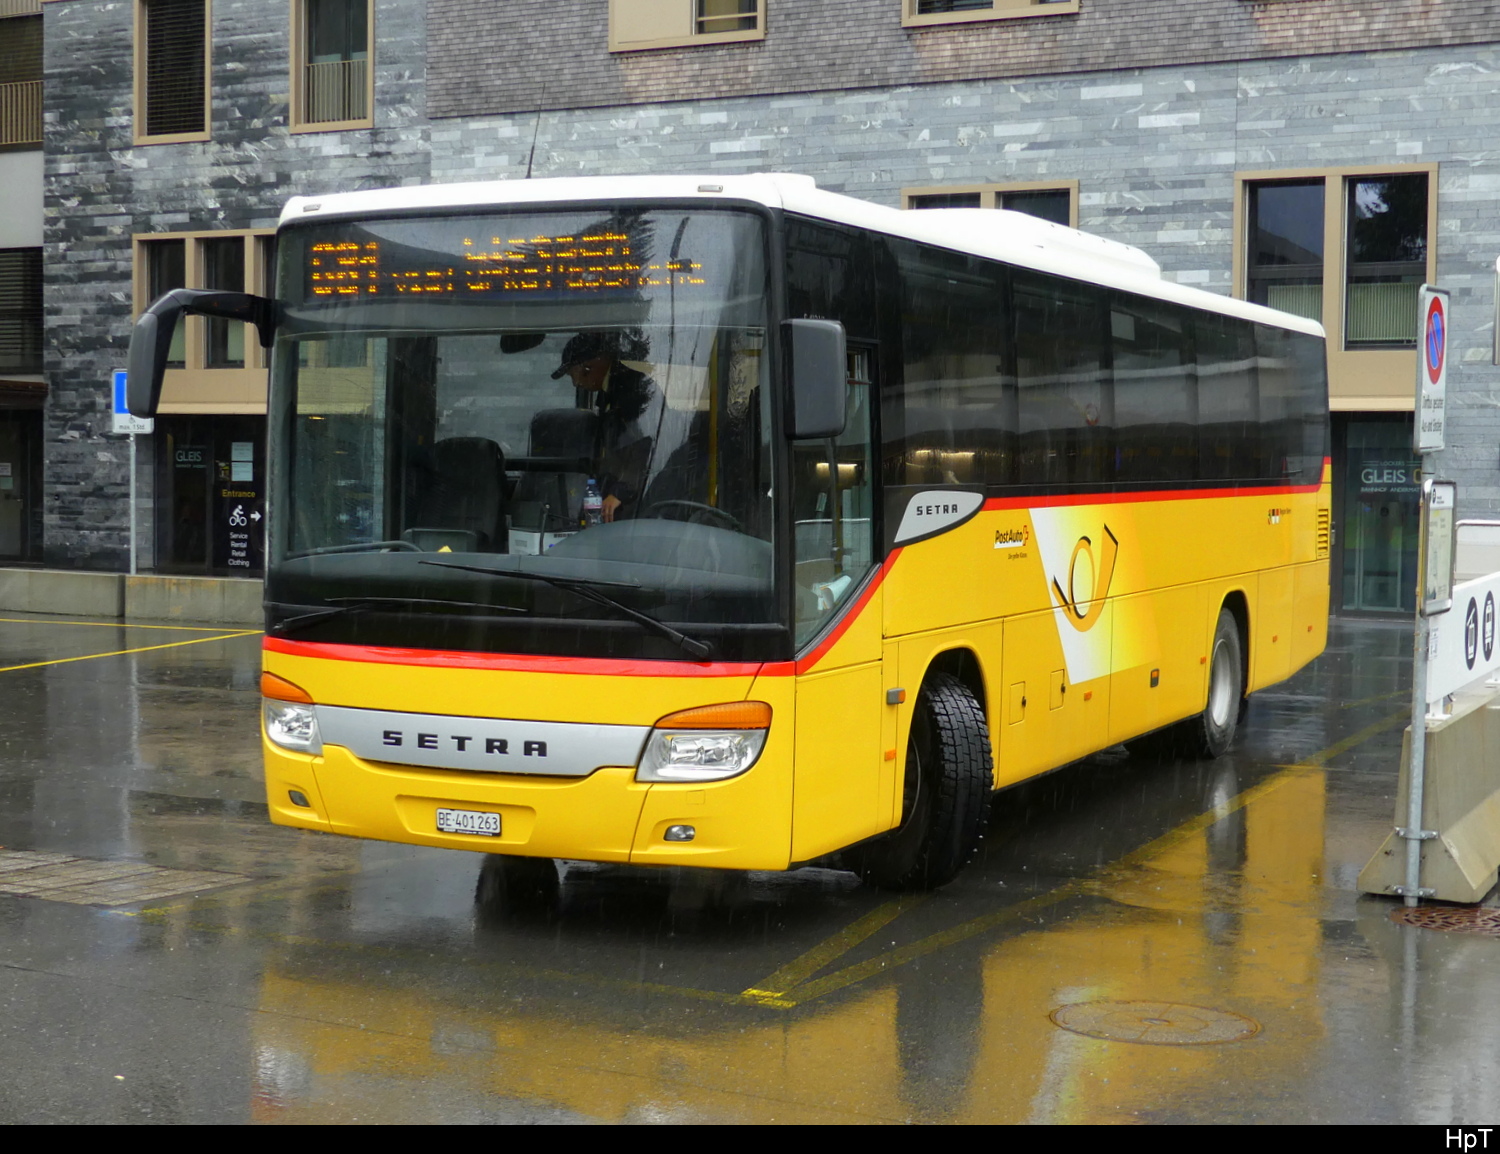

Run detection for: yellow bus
[[127, 174, 1329, 890]]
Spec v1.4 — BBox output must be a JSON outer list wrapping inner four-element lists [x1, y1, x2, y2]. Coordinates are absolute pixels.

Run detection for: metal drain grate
[[1050, 1000, 1260, 1045], [1391, 905, 1500, 937], [0, 850, 247, 907]]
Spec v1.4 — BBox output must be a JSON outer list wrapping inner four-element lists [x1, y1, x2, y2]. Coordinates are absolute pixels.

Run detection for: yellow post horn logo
[[1051, 525, 1119, 632]]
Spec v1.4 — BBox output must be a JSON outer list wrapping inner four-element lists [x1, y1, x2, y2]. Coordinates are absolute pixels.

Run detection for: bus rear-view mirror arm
[[784, 318, 847, 440], [126, 288, 280, 418]]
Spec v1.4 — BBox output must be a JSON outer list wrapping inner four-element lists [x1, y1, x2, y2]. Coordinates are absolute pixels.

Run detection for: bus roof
[[280, 173, 1324, 339]]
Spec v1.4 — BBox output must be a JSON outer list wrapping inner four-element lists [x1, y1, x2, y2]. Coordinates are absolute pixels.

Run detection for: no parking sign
[[1416, 285, 1449, 453]]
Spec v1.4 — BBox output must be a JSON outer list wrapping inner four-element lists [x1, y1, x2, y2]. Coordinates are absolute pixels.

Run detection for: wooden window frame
[[133, 229, 274, 414], [1232, 163, 1439, 414], [608, 0, 765, 54], [290, 0, 375, 133], [902, 181, 1080, 228], [902, 0, 1080, 30], [133, 0, 212, 145]]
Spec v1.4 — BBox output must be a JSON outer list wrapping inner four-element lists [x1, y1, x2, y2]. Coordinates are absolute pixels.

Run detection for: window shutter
[[0, 248, 43, 375], [144, 0, 206, 137]]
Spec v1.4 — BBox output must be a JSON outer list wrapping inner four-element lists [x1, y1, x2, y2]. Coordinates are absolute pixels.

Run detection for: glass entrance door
[[1340, 421, 1419, 613], [0, 411, 40, 561]]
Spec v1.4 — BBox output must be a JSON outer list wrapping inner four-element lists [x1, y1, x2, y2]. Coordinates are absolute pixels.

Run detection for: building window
[[136, 0, 210, 142], [1239, 169, 1432, 354], [903, 0, 1079, 28], [903, 182, 1079, 228], [134, 231, 272, 378], [1246, 180, 1325, 323], [202, 236, 246, 368], [609, 0, 764, 52], [293, 0, 372, 130], [0, 247, 42, 375], [1345, 175, 1428, 349], [0, 11, 42, 149]]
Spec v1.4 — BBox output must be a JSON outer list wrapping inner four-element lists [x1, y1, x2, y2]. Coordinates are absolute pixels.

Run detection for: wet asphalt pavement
[[0, 612, 1496, 1124]]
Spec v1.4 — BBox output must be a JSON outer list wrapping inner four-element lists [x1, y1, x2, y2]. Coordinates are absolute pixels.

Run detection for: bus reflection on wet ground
[[0, 613, 1494, 1124]]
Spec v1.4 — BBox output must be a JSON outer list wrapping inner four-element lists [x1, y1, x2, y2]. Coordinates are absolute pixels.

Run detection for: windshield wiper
[[419, 559, 714, 660], [270, 595, 527, 637]]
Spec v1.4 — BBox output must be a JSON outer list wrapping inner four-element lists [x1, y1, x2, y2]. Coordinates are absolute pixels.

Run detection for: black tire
[[474, 854, 559, 922], [851, 672, 993, 891], [1126, 607, 1244, 760], [1173, 607, 1244, 758]]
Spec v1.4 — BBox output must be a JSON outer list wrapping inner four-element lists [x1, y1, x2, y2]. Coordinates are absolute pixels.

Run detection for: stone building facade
[[34, 0, 1500, 614]]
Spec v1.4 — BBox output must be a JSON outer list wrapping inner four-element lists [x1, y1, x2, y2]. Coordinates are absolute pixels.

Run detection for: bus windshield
[[265, 207, 784, 661]]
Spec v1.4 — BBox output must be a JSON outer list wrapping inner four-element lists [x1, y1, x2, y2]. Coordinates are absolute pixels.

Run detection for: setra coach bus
[[127, 174, 1329, 889]]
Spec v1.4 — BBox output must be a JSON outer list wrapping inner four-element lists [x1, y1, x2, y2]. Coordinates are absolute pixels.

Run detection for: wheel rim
[[1208, 638, 1234, 729]]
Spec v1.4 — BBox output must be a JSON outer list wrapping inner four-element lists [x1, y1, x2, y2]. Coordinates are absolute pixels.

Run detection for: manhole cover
[[1391, 905, 1500, 937], [1050, 1000, 1260, 1045]]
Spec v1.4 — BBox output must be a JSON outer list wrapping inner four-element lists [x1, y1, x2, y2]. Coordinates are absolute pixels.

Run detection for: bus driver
[[551, 333, 658, 523]]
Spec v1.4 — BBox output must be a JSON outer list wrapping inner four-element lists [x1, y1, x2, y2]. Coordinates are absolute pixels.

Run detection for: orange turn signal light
[[654, 701, 772, 730], [261, 672, 314, 704]]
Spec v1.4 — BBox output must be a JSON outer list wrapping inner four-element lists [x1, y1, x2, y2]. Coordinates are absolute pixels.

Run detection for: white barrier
[[1359, 684, 1500, 904], [1425, 570, 1500, 704]]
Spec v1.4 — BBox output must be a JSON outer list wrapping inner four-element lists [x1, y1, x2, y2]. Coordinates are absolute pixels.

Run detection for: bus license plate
[[436, 808, 501, 836]]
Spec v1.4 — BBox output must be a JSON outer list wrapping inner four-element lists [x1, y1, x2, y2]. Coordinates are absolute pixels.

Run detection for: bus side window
[[888, 240, 1013, 489], [1197, 314, 1260, 481], [1256, 323, 1327, 485], [1111, 296, 1196, 484], [1013, 274, 1111, 487]]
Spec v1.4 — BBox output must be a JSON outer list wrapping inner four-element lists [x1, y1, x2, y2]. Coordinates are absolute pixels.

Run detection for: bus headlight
[[636, 701, 771, 783], [262, 672, 323, 755]]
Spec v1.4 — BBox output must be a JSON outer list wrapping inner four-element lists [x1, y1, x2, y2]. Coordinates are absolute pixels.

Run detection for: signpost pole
[[129, 433, 137, 577], [1402, 286, 1452, 907], [112, 370, 152, 579]]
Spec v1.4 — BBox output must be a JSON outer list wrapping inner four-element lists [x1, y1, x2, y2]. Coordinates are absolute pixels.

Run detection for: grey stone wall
[[41, 0, 432, 569], [434, 42, 1500, 515], [429, 0, 1500, 118], [41, 1, 1500, 568]]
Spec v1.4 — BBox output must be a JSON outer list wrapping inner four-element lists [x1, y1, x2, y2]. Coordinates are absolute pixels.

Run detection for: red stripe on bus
[[262, 636, 768, 678], [981, 478, 1324, 512], [793, 548, 902, 675]]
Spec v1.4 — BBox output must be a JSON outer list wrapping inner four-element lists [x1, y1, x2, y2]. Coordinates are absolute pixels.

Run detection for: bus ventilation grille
[[1316, 509, 1331, 558]]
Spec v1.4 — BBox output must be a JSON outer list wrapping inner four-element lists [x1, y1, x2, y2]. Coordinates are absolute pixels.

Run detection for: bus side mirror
[[126, 289, 279, 418], [784, 318, 847, 440]]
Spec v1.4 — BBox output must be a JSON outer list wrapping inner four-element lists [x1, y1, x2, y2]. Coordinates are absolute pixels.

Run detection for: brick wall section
[[41, 0, 432, 568], [428, 0, 1500, 117]]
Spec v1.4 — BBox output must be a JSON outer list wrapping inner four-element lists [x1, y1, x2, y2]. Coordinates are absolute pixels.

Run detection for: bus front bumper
[[264, 738, 794, 871]]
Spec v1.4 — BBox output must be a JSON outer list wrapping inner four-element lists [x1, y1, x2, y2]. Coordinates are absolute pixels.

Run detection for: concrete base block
[[0, 568, 124, 618], [1359, 685, 1500, 904], [124, 575, 263, 626], [0, 568, 262, 627]]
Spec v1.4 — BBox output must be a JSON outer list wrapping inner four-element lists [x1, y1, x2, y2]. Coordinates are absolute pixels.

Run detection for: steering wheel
[[644, 500, 743, 532]]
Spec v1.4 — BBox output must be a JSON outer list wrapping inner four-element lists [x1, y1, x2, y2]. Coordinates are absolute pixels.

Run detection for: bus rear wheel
[[1171, 607, 1244, 759], [1127, 608, 1244, 760], [851, 672, 993, 891]]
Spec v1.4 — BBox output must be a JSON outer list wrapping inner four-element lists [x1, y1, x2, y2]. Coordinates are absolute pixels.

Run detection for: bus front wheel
[[851, 672, 993, 891]]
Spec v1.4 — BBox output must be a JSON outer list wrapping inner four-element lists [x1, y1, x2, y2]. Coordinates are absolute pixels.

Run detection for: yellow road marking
[[0, 616, 253, 633], [0, 629, 262, 673], [1344, 690, 1410, 708], [742, 895, 927, 1001], [758, 707, 1413, 1008], [1277, 706, 1411, 768]]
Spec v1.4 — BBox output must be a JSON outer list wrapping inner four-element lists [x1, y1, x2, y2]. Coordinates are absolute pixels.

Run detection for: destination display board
[[305, 226, 710, 302]]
